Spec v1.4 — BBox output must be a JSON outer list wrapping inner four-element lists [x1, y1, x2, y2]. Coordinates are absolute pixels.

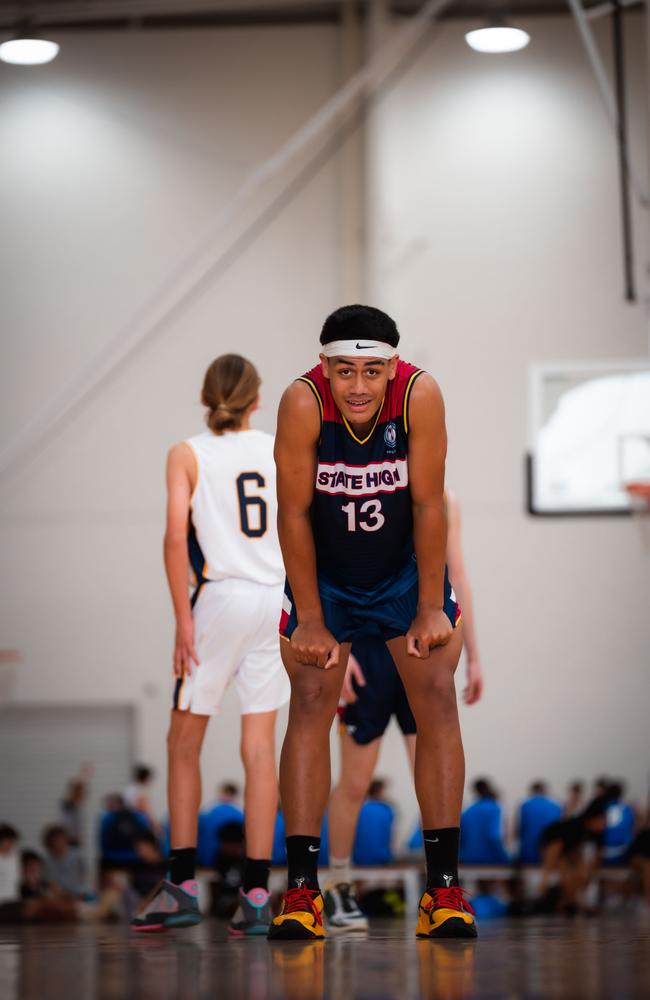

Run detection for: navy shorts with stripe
[[342, 637, 416, 744], [279, 558, 460, 646]]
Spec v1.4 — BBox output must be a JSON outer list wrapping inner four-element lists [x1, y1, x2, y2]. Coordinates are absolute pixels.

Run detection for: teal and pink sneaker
[[130, 878, 201, 932], [228, 887, 272, 936]]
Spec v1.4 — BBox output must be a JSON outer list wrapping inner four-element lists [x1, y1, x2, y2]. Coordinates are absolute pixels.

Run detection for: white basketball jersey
[[185, 429, 284, 588]]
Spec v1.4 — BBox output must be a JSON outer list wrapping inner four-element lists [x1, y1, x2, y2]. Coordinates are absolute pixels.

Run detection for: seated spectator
[[517, 781, 562, 864], [123, 765, 159, 834], [0, 837, 78, 925], [130, 830, 164, 898], [197, 782, 244, 868], [320, 811, 330, 868], [405, 821, 424, 855], [20, 850, 50, 900], [538, 795, 609, 914], [42, 825, 86, 898], [460, 779, 510, 864], [0, 824, 21, 921], [211, 820, 246, 918], [593, 776, 610, 798], [471, 879, 510, 920], [272, 809, 286, 865], [100, 794, 156, 867], [352, 779, 395, 866], [59, 764, 93, 847], [628, 822, 650, 914], [19, 850, 79, 923], [563, 780, 585, 817], [603, 781, 635, 865]]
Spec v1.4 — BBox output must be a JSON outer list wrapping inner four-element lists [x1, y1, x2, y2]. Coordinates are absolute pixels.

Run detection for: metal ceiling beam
[[0, 1, 339, 29], [0, 0, 644, 30], [586, 0, 640, 19]]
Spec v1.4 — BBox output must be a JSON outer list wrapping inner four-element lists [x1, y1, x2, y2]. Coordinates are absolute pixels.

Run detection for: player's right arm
[[164, 443, 199, 678], [274, 381, 339, 669]]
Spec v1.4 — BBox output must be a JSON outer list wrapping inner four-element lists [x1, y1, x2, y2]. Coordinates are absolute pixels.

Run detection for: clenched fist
[[290, 621, 340, 669], [406, 607, 453, 659]]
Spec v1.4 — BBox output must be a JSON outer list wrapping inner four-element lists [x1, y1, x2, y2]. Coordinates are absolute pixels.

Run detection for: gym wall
[[1, 14, 648, 840]]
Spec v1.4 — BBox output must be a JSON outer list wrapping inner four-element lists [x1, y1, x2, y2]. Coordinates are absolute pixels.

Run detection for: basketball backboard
[[527, 359, 650, 515]]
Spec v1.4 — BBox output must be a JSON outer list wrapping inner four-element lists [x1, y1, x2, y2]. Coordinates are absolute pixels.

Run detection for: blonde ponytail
[[201, 354, 260, 435]]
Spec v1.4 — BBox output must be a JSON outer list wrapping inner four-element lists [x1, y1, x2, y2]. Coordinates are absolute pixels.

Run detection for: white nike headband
[[320, 339, 398, 360]]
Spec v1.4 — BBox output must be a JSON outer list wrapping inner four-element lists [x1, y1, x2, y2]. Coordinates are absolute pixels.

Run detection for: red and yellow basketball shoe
[[268, 881, 325, 940], [416, 886, 477, 939]]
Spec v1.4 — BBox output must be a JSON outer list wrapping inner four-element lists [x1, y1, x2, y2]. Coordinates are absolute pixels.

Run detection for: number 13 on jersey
[[341, 499, 385, 532]]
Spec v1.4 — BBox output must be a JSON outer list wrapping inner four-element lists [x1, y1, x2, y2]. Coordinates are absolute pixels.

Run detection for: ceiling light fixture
[[465, 26, 531, 54], [0, 20, 60, 66]]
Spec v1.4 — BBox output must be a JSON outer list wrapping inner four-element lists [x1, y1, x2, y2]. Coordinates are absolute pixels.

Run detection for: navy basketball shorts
[[279, 559, 461, 646], [341, 637, 416, 745]]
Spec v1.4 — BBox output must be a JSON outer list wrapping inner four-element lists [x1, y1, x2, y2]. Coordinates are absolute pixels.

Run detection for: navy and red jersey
[[298, 360, 424, 592]]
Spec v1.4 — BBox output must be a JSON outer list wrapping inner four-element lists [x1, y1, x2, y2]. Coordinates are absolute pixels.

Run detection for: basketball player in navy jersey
[[269, 305, 476, 940], [324, 489, 484, 933]]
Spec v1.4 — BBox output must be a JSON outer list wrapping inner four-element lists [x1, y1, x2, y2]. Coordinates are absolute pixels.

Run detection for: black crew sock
[[286, 835, 321, 891], [422, 827, 460, 889], [168, 847, 196, 885], [243, 857, 271, 893]]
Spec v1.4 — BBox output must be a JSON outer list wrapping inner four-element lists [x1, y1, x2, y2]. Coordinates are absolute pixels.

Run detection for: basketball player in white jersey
[[132, 355, 290, 934]]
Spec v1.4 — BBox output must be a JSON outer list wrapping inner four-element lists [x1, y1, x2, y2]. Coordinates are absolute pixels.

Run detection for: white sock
[[329, 855, 351, 885]]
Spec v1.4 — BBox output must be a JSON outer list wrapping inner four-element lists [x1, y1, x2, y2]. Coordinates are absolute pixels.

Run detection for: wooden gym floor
[[1, 914, 649, 999]]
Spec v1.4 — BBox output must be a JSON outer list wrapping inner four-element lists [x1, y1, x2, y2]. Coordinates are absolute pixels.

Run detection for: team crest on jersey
[[384, 421, 397, 450]]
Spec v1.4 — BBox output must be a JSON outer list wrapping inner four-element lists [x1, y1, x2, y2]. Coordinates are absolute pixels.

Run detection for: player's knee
[[167, 716, 201, 759], [290, 678, 335, 719], [409, 669, 456, 715], [423, 668, 456, 701], [341, 771, 370, 803], [241, 735, 275, 771]]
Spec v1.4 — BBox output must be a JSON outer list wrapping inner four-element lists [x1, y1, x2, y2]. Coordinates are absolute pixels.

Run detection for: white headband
[[321, 339, 398, 360]]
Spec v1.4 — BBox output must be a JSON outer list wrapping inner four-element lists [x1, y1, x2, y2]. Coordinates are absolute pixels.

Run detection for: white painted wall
[[1, 14, 648, 849], [366, 14, 650, 831], [0, 23, 342, 827]]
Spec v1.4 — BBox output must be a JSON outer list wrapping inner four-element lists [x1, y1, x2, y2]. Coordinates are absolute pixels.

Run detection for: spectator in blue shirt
[[99, 794, 156, 866], [603, 781, 636, 865], [352, 779, 395, 866], [405, 821, 424, 854], [272, 810, 287, 865], [197, 782, 244, 868], [517, 781, 562, 864], [460, 779, 509, 864]]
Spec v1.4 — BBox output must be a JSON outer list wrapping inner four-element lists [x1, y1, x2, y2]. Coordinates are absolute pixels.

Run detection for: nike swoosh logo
[[355, 343, 373, 349], [308, 846, 320, 853], [424, 838, 439, 844]]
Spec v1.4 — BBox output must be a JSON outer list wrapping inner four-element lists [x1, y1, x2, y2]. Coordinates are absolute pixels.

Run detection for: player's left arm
[[446, 490, 484, 704], [341, 652, 366, 704], [406, 374, 451, 658]]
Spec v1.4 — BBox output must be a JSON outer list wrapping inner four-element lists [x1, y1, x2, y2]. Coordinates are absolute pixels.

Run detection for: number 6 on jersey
[[237, 472, 268, 537]]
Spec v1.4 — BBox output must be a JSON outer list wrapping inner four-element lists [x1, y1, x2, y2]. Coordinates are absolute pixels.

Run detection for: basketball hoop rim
[[623, 480, 650, 512]]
